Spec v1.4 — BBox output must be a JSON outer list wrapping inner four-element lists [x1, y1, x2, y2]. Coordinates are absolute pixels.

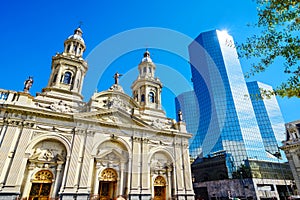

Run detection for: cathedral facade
[[0, 28, 194, 200]]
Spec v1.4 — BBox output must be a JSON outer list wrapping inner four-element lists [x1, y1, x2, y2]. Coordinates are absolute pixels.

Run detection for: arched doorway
[[99, 168, 118, 200], [154, 176, 166, 200], [23, 139, 67, 200], [29, 170, 53, 200]]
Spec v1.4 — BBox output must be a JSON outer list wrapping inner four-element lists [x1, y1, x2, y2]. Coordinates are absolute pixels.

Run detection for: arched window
[[63, 72, 72, 84], [149, 92, 155, 103], [73, 44, 77, 52], [66, 44, 71, 52], [143, 67, 147, 73], [99, 168, 118, 182], [141, 94, 145, 102]]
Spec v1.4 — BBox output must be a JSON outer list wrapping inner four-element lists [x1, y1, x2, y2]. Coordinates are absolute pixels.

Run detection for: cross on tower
[[78, 21, 83, 28], [113, 72, 122, 85]]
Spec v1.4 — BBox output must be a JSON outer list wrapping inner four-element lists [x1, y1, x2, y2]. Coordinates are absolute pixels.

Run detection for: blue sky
[[0, 0, 298, 123]]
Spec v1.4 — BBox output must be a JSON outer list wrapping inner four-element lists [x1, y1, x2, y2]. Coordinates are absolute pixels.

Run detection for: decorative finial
[[74, 22, 83, 36], [144, 49, 150, 58], [78, 21, 83, 28], [113, 72, 122, 85], [24, 76, 34, 93]]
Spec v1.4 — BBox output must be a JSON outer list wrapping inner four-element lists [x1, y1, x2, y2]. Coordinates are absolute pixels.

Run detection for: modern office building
[[181, 29, 294, 200], [175, 91, 200, 158], [188, 30, 271, 169]]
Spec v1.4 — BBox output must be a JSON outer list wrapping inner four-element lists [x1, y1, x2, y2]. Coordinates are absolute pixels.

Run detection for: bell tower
[[131, 50, 165, 116], [37, 27, 88, 103]]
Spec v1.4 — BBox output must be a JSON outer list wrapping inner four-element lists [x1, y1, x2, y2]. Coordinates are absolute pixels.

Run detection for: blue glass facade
[[175, 91, 201, 158], [246, 81, 286, 159], [183, 30, 285, 176]]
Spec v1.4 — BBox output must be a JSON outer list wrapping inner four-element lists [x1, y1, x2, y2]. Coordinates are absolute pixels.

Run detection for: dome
[[142, 56, 152, 62], [67, 27, 85, 43]]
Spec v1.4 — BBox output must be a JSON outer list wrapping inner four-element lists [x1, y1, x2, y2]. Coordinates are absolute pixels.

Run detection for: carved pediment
[[96, 149, 127, 163], [36, 100, 74, 113], [74, 109, 151, 128], [88, 90, 139, 114]]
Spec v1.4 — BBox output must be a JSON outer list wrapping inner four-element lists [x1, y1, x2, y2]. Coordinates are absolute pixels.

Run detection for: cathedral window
[[141, 94, 145, 102], [0, 92, 8, 100], [149, 92, 155, 103], [73, 44, 78, 52], [67, 44, 71, 52], [63, 72, 72, 84]]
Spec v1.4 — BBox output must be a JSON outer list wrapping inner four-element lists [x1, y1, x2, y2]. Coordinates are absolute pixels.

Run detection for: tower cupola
[[37, 27, 88, 104], [63, 27, 86, 57], [138, 50, 156, 78], [131, 50, 164, 116]]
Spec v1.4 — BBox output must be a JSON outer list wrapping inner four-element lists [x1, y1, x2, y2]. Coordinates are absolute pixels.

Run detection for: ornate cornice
[[281, 141, 300, 151]]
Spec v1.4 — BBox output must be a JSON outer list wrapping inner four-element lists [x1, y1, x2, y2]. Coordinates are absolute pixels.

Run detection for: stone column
[[0, 122, 24, 189], [127, 157, 132, 194], [60, 155, 70, 193], [21, 164, 35, 199], [0, 121, 8, 145], [167, 168, 172, 199], [87, 158, 95, 194], [129, 136, 141, 196], [141, 138, 150, 193], [52, 163, 63, 198], [119, 163, 124, 195], [55, 65, 63, 86], [93, 165, 101, 197], [73, 130, 87, 190], [78, 69, 84, 94]]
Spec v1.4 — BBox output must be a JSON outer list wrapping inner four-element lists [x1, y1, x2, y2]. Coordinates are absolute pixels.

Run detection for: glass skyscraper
[[181, 30, 285, 176]]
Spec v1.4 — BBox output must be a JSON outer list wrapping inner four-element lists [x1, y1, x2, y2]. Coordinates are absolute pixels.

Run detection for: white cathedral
[[0, 28, 194, 200]]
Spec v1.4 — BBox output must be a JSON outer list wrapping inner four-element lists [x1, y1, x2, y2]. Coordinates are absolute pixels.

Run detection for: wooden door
[[99, 181, 116, 200]]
